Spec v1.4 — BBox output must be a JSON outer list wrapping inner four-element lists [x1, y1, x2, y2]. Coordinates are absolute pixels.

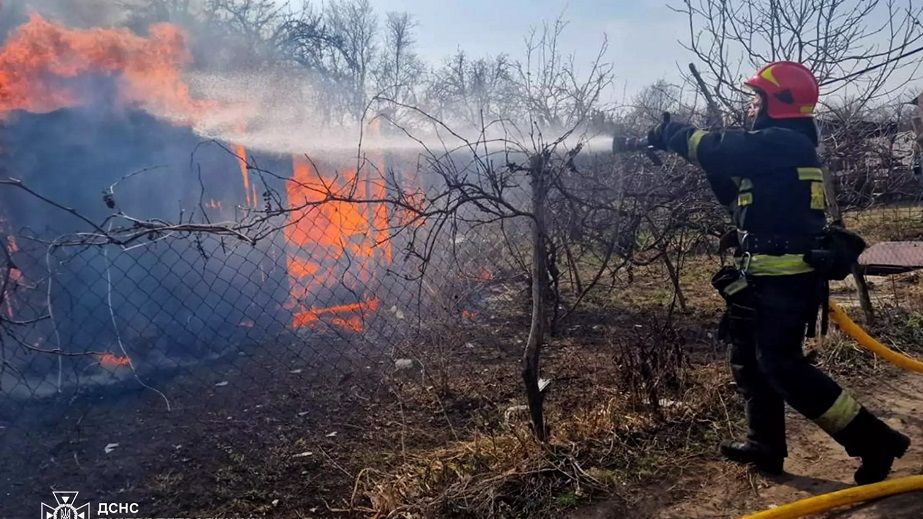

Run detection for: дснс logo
[[41, 491, 90, 519]]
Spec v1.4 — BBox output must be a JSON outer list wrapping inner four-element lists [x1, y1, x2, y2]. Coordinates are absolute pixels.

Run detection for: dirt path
[[573, 368, 923, 518]]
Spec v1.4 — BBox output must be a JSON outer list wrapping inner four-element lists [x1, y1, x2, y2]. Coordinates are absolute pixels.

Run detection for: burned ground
[[0, 265, 721, 518]]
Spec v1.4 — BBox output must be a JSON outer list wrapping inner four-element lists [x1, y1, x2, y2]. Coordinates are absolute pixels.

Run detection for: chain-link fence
[[0, 135, 541, 513]]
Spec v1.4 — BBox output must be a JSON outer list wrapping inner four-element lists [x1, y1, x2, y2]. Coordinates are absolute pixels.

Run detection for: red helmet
[[744, 61, 819, 119]]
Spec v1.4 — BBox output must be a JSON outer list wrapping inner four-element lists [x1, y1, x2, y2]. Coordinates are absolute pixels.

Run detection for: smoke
[[185, 70, 346, 154], [0, 1, 416, 399], [0, 1, 546, 157], [1, 1, 396, 155], [1, 0, 206, 28], [2, 0, 132, 32], [0, 13, 207, 121]]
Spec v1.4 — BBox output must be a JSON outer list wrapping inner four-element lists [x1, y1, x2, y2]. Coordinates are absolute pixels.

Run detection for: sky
[[359, 0, 923, 105], [363, 0, 689, 100]]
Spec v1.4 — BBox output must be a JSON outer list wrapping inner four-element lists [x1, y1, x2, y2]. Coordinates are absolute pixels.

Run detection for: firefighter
[[646, 61, 910, 484]]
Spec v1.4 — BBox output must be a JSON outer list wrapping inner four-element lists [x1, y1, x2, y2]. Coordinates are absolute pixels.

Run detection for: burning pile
[[0, 14, 393, 335], [285, 157, 392, 332]]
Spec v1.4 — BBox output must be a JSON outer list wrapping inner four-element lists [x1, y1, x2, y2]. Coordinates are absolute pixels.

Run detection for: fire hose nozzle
[[611, 136, 648, 154], [611, 136, 663, 167], [612, 113, 669, 165]]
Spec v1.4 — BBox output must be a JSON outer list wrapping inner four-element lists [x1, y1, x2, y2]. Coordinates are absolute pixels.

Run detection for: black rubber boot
[[854, 429, 911, 485], [832, 408, 911, 485], [720, 441, 785, 474]]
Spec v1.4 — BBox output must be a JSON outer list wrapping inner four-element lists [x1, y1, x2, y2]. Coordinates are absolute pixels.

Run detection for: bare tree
[[370, 15, 618, 440], [373, 12, 423, 104], [323, 0, 378, 119], [116, 0, 203, 28], [822, 96, 918, 208], [422, 52, 519, 127], [205, 0, 294, 65], [513, 17, 613, 130], [673, 0, 923, 122]]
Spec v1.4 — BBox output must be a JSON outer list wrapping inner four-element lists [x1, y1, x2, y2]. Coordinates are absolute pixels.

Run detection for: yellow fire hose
[[740, 475, 923, 518], [740, 302, 923, 518], [827, 302, 923, 374]]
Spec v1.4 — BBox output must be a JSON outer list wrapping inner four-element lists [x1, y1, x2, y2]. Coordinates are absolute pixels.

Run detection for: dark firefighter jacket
[[660, 122, 828, 276]]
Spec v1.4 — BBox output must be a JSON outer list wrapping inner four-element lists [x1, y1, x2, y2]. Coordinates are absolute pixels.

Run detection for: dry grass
[[348, 352, 736, 518], [352, 223, 923, 518]]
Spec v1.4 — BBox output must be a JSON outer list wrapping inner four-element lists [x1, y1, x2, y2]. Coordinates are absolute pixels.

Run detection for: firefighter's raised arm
[[647, 119, 817, 180]]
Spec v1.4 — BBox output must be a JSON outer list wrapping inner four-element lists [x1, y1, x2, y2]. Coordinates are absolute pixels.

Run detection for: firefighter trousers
[[724, 272, 896, 458]]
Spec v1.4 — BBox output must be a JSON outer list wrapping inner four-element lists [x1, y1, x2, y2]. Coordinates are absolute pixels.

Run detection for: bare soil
[[570, 367, 923, 519]]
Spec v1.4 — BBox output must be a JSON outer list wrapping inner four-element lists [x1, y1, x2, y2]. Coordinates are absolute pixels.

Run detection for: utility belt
[[738, 232, 819, 255], [728, 228, 867, 279], [712, 226, 868, 338]]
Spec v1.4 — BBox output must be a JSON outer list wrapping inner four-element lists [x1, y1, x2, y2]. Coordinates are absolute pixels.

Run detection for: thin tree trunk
[[522, 153, 548, 441], [852, 263, 875, 324], [662, 250, 687, 312], [823, 167, 874, 323], [548, 244, 561, 337], [562, 239, 583, 295]]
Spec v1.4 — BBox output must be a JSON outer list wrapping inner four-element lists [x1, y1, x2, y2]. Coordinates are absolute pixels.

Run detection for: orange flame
[[330, 315, 364, 333], [287, 257, 320, 278], [0, 14, 208, 120], [234, 144, 255, 207], [284, 156, 395, 331], [286, 157, 375, 254], [0, 15, 414, 335], [98, 353, 131, 367], [292, 299, 380, 329]]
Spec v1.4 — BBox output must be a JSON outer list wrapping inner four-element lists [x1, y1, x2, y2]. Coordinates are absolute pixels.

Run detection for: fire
[[292, 299, 380, 329], [287, 257, 320, 278], [98, 353, 131, 367], [284, 156, 393, 331], [0, 14, 409, 335], [0, 14, 208, 120], [286, 157, 373, 253], [235, 144, 259, 208]]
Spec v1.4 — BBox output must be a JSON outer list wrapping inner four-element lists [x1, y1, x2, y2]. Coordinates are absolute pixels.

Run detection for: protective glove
[[646, 112, 672, 150]]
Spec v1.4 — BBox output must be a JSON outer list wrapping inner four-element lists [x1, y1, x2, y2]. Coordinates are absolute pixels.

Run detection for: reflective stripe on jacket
[[736, 253, 814, 276], [662, 123, 827, 238]]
